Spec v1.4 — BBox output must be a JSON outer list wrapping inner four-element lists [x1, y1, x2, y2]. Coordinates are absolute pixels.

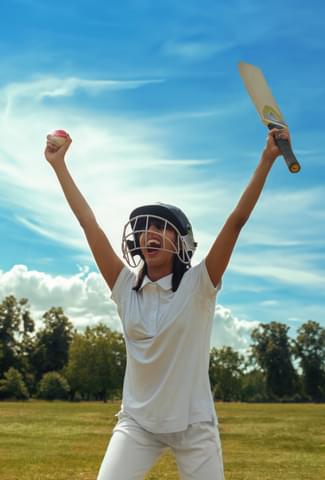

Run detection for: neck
[[146, 263, 173, 282]]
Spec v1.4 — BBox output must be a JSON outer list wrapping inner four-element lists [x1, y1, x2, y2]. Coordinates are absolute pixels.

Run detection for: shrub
[[0, 368, 29, 400], [38, 372, 70, 400]]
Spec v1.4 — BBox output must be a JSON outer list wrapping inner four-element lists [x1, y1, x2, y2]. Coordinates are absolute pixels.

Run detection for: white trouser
[[97, 412, 224, 480]]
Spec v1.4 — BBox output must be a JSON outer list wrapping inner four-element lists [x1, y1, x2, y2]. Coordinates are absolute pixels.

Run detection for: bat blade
[[238, 62, 286, 127], [238, 61, 301, 173]]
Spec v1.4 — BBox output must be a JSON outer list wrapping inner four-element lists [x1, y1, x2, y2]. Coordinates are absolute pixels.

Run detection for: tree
[[251, 322, 297, 399], [209, 346, 244, 401], [38, 372, 70, 400], [0, 367, 29, 400], [31, 307, 74, 380], [241, 369, 267, 402], [65, 332, 94, 400], [293, 321, 325, 401], [65, 324, 126, 401], [0, 296, 34, 378]]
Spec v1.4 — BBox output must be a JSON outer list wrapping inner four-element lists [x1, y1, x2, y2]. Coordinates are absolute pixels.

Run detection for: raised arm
[[44, 134, 124, 290], [205, 129, 291, 287]]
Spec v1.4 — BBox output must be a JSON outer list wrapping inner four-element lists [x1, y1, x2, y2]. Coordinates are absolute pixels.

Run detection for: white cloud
[[0, 264, 121, 332], [211, 304, 258, 352], [0, 264, 256, 350]]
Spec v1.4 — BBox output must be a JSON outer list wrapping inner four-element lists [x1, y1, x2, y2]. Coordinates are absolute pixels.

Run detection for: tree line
[[0, 295, 324, 402]]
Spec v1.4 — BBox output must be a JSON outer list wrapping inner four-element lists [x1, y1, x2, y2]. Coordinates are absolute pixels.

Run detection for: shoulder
[[111, 265, 137, 305], [182, 259, 222, 298]]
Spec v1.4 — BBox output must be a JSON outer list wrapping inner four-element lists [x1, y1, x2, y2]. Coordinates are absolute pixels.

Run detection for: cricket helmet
[[122, 202, 198, 268]]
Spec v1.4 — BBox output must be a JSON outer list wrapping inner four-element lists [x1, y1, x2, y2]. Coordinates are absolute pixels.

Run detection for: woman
[[45, 127, 290, 480]]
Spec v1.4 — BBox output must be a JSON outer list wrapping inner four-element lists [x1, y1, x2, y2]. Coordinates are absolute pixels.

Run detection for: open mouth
[[145, 239, 162, 254]]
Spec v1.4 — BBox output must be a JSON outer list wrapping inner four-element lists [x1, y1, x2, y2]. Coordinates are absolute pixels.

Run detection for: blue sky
[[0, 0, 324, 350]]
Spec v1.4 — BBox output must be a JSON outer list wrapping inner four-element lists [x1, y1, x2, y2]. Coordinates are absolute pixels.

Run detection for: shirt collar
[[140, 273, 173, 291]]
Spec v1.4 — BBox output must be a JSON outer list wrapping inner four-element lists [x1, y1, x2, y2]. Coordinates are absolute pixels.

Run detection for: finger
[[276, 131, 289, 141], [269, 129, 290, 146], [45, 145, 57, 155], [59, 135, 72, 154], [46, 140, 58, 149], [46, 136, 72, 152], [267, 130, 278, 147], [269, 127, 289, 139]]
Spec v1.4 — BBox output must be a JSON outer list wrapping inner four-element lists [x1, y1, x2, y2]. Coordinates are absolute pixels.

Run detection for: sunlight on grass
[[0, 402, 324, 479]]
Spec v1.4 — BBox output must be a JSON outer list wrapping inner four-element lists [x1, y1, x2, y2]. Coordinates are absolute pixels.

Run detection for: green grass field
[[0, 401, 324, 480]]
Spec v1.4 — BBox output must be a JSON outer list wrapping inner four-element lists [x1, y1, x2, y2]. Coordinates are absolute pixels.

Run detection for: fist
[[47, 129, 69, 152], [264, 127, 291, 162]]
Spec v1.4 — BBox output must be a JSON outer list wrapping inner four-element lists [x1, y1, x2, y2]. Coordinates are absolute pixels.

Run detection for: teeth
[[147, 239, 161, 247]]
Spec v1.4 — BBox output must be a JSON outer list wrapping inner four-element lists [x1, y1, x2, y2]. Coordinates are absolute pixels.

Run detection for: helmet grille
[[122, 213, 196, 268]]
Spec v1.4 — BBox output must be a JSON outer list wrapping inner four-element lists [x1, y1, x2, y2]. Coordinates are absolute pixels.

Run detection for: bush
[[0, 368, 29, 400], [280, 393, 311, 403], [240, 369, 267, 402], [38, 372, 70, 400]]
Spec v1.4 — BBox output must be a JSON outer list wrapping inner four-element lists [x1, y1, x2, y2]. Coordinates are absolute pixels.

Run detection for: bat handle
[[268, 123, 301, 174]]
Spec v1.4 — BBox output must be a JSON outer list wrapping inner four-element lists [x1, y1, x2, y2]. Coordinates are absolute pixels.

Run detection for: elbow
[[236, 217, 249, 229], [231, 212, 249, 230]]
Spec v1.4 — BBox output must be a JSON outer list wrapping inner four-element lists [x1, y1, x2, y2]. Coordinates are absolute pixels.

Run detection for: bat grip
[[268, 123, 301, 173]]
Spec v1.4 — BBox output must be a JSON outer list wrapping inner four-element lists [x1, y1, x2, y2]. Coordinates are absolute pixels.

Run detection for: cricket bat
[[238, 61, 301, 173]]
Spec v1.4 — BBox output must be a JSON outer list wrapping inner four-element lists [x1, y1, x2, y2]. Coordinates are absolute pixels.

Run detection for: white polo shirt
[[111, 259, 221, 434]]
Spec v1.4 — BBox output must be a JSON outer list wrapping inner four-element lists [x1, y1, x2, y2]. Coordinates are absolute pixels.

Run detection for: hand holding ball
[[47, 129, 69, 152]]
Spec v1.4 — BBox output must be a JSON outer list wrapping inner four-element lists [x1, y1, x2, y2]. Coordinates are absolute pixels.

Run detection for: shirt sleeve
[[188, 259, 222, 299], [110, 266, 135, 318]]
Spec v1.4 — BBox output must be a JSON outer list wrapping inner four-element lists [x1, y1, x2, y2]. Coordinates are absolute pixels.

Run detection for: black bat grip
[[268, 124, 301, 173]]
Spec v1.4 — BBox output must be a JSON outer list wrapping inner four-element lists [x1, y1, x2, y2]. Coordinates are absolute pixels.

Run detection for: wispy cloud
[[225, 296, 325, 333], [0, 76, 216, 259], [230, 250, 325, 291], [2, 74, 323, 297], [163, 39, 234, 61], [1, 76, 164, 115], [149, 102, 245, 123], [0, 71, 324, 344], [16, 216, 85, 251]]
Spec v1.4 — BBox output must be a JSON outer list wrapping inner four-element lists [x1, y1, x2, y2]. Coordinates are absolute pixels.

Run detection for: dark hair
[[132, 255, 191, 292]]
